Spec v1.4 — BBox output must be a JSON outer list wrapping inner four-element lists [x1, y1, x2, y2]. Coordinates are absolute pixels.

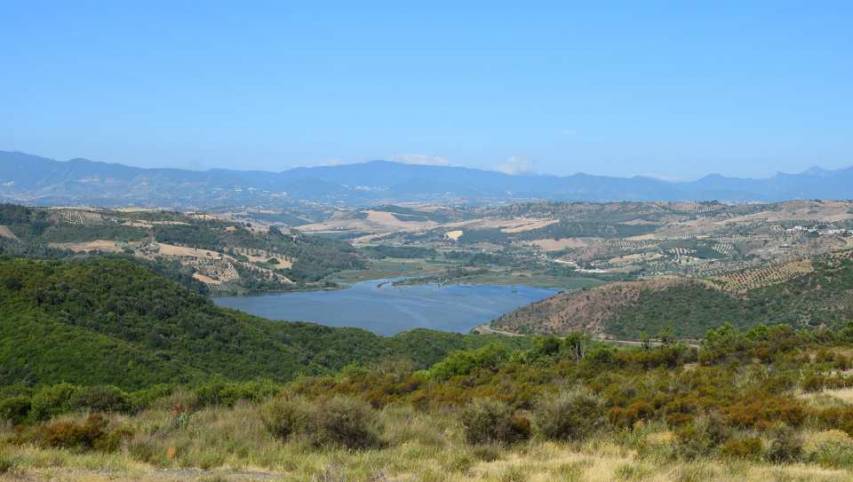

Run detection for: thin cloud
[[496, 156, 535, 175], [393, 154, 451, 166]]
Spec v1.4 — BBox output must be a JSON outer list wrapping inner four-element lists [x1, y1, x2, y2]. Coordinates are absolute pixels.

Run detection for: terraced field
[[0, 204, 362, 294]]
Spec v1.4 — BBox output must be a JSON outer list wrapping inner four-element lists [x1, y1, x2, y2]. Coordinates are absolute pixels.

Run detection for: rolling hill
[[0, 203, 363, 293], [492, 250, 853, 339], [0, 257, 527, 390], [2, 150, 852, 207]]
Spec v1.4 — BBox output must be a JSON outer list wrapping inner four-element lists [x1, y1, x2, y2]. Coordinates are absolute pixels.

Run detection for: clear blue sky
[[1, 1, 851, 179]]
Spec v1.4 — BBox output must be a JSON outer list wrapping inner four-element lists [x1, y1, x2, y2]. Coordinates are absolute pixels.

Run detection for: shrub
[[809, 441, 853, 469], [814, 406, 853, 437], [460, 399, 531, 445], [765, 425, 803, 463], [534, 388, 605, 442], [719, 436, 763, 460], [311, 396, 384, 449], [33, 414, 132, 452], [674, 413, 730, 459], [27, 384, 135, 421], [29, 383, 82, 420], [428, 344, 509, 380], [70, 386, 130, 413], [583, 345, 616, 368], [37, 414, 104, 449], [0, 396, 31, 425], [260, 396, 311, 441], [801, 371, 828, 392], [724, 396, 805, 430], [610, 400, 655, 428], [195, 380, 280, 408], [129, 384, 174, 411], [261, 395, 383, 449]]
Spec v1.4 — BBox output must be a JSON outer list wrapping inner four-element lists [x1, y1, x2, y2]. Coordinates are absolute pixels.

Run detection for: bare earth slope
[[492, 277, 693, 336]]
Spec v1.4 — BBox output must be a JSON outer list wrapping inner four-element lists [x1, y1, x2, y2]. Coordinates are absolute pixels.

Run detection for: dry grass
[[524, 238, 591, 252], [234, 249, 293, 269], [819, 388, 853, 405], [49, 240, 124, 253], [799, 387, 853, 408], [500, 219, 559, 234], [0, 226, 19, 241], [300, 210, 438, 235], [2, 404, 851, 482], [155, 243, 223, 259]]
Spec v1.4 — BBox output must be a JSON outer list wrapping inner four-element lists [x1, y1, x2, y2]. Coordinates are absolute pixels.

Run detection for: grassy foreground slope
[[2, 324, 852, 481], [493, 250, 853, 338], [0, 257, 526, 389]]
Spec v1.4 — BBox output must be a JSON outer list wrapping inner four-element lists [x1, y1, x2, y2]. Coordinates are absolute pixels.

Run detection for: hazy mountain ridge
[[2, 150, 851, 208]]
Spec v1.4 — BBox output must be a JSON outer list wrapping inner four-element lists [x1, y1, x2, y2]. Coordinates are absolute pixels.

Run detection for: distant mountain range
[[1, 150, 851, 208]]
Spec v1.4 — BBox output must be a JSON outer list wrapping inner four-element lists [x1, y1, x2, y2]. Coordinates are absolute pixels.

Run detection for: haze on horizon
[[1, 1, 851, 179]]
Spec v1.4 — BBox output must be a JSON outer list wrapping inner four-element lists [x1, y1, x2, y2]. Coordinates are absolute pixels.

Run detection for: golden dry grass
[[2, 405, 851, 482], [48, 240, 124, 253], [524, 238, 591, 252], [818, 387, 853, 405], [499, 219, 559, 234]]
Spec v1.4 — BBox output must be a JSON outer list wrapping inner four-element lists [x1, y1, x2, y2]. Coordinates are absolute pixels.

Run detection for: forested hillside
[[0, 257, 526, 390], [493, 250, 853, 338]]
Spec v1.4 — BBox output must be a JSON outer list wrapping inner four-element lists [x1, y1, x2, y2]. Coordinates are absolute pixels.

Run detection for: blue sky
[[1, 1, 851, 179]]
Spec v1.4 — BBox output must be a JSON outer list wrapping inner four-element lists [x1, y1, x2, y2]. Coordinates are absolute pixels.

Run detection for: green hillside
[[610, 253, 853, 338], [0, 257, 527, 390], [494, 251, 853, 339]]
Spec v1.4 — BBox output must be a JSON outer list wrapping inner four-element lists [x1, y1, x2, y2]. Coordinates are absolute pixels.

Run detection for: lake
[[214, 279, 557, 336]]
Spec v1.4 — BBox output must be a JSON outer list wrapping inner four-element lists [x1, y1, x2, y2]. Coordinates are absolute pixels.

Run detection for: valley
[[2, 199, 851, 338], [1, 198, 852, 481], [4, 5, 853, 479]]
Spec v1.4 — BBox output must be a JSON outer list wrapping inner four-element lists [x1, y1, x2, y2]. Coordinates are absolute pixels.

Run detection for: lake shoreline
[[213, 278, 557, 336]]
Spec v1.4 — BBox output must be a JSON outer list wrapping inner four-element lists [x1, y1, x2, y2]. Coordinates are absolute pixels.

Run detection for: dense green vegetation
[[272, 323, 853, 460], [2, 323, 852, 480], [0, 257, 527, 390], [40, 224, 148, 243], [607, 255, 853, 338], [0, 204, 145, 243], [0, 204, 51, 239], [0, 241, 851, 480]]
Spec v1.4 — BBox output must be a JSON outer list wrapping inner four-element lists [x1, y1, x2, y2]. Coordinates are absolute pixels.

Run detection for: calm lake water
[[214, 279, 557, 336]]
